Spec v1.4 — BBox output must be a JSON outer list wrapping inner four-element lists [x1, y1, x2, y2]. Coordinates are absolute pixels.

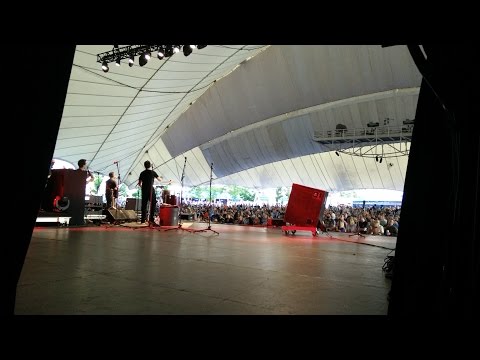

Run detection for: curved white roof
[[54, 45, 421, 191]]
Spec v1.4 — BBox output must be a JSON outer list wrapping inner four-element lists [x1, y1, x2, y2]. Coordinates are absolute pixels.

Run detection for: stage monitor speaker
[[271, 218, 285, 227], [125, 198, 141, 211], [105, 209, 138, 223], [284, 183, 328, 227]]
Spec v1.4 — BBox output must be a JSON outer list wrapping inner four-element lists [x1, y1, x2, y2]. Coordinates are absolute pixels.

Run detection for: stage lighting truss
[[312, 123, 414, 159], [96, 45, 207, 70]]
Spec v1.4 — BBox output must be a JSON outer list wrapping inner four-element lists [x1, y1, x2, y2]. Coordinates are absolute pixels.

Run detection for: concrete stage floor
[[16, 222, 396, 315]]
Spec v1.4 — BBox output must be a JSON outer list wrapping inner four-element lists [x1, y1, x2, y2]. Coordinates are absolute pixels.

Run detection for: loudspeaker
[[284, 183, 328, 227], [105, 209, 138, 223], [42, 169, 87, 225], [125, 198, 141, 211], [271, 218, 285, 227]]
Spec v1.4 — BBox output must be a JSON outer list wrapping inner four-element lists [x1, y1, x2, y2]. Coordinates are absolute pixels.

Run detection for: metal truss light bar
[[335, 142, 411, 158], [96, 45, 204, 65], [312, 124, 414, 159]]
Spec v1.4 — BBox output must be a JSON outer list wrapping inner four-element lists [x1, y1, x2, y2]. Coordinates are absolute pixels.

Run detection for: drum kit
[[153, 186, 180, 227], [156, 187, 178, 206]]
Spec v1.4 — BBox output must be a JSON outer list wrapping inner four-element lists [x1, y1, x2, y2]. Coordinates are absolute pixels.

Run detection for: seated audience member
[[337, 215, 346, 232], [371, 219, 383, 235], [379, 214, 388, 227], [324, 216, 336, 232], [384, 219, 398, 236], [358, 217, 368, 234], [347, 216, 357, 233]]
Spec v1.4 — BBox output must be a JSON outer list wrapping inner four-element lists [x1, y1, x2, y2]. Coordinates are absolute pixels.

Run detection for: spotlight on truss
[[97, 45, 208, 69], [183, 45, 192, 56], [101, 61, 109, 73]]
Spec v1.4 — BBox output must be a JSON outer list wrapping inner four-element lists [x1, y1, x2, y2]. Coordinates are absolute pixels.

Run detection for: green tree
[[275, 186, 290, 204], [189, 186, 208, 200], [228, 185, 242, 202], [275, 187, 283, 203], [92, 175, 103, 194], [210, 186, 225, 202], [131, 188, 142, 199], [239, 187, 255, 202], [118, 183, 128, 198]]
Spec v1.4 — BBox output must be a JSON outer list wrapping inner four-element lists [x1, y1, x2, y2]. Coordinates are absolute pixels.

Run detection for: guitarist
[[105, 171, 118, 209]]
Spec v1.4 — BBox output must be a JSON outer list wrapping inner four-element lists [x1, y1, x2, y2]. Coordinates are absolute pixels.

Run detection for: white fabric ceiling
[[54, 45, 421, 191]]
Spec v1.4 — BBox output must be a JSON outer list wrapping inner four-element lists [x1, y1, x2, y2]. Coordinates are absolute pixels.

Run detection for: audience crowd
[[178, 202, 400, 236]]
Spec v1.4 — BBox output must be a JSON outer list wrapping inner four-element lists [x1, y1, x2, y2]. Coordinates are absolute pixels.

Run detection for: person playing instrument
[[77, 159, 94, 183], [105, 171, 118, 209]]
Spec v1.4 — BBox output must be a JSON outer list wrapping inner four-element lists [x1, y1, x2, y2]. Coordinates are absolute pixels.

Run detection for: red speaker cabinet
[[284, 183, 328, 227]]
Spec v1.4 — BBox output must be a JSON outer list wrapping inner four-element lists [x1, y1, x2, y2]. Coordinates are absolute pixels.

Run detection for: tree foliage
[[275, 186, 291, 204], [228, 185, 242, 201], [239, 187, 255, 201], [189, 186, 207, 200], [228, 185, 255, 201], [131, 188, 141, 199], [210, 186, 226, 201], [92, 175, 103, 194], [118, 183, 128, 198]]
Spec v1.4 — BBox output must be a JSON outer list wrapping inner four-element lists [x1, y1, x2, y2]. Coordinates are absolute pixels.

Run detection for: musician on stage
[[105, 171, 118, 209], [77, 159, 94, 183], [138, 160, 163, 225]]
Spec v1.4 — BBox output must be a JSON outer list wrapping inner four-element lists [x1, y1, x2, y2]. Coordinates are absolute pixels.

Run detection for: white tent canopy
[[54, 45, 421, 192]]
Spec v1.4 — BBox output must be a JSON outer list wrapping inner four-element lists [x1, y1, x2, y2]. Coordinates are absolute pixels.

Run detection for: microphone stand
[[114, 161, 120, 216], [165, 156, 193, 233], [192, 162, 219, 235]]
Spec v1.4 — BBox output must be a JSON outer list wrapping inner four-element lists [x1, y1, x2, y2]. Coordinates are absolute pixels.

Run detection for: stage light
[[101, 61, 109, 72], [139, 53, 148, 67], [379, 157, 383, 163], [183, 45, 192, 56], [375, 155, 379, 162], [164, 46, 174, 57], [335, 151, 340, 156], [97, 45, 208, 69]]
